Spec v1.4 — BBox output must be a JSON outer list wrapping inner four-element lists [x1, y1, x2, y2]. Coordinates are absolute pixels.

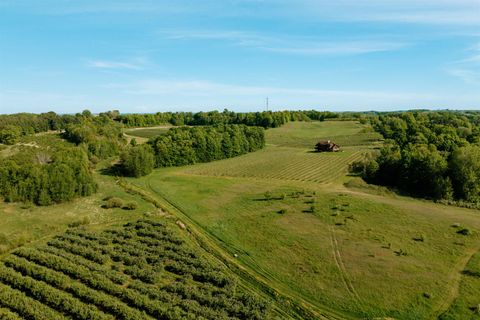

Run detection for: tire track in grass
[[432, 247, 480, 319], [329, 227, 364, 314]]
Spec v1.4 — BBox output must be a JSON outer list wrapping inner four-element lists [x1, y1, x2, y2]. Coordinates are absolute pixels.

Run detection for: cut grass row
[[265, 121, 382, 148], [184, 147, 363, 183]]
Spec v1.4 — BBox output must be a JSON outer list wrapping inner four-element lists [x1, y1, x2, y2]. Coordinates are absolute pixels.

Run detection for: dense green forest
[[352, 111, 480, 202], [0, 146, 97, 205], [0, 111, 126, 206]]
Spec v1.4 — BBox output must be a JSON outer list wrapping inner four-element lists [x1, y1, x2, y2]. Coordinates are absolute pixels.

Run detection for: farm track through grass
[[133, 178, 350, 320], [131, 121, 480, 319]]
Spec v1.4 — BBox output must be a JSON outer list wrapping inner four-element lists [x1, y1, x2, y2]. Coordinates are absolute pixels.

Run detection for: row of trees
[[119, 125, 265, 177], [352, 111, 480, 201], [117, 109, 339, 128], [0, 110, 124, 145]]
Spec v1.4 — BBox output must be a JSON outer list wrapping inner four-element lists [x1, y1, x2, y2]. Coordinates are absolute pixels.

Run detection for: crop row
[[185, 147, 363, 183], [0, 282, 63, 320], [13, 244, 253, 319], [0, 263, 111, 320], [3, 255, 148, 320], [0, 219, 270, 319]]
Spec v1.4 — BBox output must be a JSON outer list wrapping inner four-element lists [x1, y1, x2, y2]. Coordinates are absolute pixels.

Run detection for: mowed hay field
[[184, 121, 382, 183], [131, 121, 480, 319]]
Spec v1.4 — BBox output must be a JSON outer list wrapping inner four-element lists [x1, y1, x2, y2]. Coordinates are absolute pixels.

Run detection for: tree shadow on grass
[[99, 164, 122, 176]]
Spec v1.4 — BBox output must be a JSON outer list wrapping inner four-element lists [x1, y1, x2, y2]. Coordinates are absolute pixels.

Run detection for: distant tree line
[[0, 110, 123, 145], [351, 111, 480, 202], [0, 112, 83, 145], [116, 110, 340, 128], [119, 124, 265, 176]]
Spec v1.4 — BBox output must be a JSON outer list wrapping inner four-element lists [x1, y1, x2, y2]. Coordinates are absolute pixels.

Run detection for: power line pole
[[266, 97, 269, 111]]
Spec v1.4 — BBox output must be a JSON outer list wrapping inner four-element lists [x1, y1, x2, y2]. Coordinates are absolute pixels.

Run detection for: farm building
[[315, 140, 340, 152]]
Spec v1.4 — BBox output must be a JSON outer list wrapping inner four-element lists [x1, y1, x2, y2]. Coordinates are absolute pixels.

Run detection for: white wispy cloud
[[161, 29, 408, 55], [447, 42, 480, 85], [103, 79, 436, 100], [86, 59, 143, 70], [270, 0, 480, 26], [447, 69, 480, 85], [98, 78, 480, 110]]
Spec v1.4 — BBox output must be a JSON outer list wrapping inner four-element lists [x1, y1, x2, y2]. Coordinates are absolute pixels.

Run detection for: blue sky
[[0, 0, 479, 114]]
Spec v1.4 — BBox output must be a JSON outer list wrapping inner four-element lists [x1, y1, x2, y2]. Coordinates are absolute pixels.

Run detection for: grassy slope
[[440, 251, 480, 319], [130, 120, 480, 319]]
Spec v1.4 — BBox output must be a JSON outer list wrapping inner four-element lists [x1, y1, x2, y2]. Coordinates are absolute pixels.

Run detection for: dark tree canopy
[[0, 147, 97, 205], [352, 111, 480, 201]]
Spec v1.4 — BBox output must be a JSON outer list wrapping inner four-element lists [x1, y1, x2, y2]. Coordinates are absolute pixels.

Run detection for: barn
[[315, 140, 340, 152]]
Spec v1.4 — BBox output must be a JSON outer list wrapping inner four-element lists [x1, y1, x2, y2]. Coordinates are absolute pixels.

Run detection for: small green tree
[[123, 201, 138, 210], [105, 197, 123, 208], [0, 126, 21, 145], [120, 145, 155, 177]]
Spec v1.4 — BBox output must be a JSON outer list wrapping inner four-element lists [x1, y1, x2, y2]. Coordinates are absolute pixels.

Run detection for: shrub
[[68, 216, 91, 228], [123, 201, 138, 210], [105, 197, 123, 209], [413, 234, 425, 242], [457, 228, 471, 236], [278, 209, 287, 214]]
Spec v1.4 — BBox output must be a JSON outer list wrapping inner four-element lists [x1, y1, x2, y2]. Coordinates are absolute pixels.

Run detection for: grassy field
[[129, 120, 480, 319], [124, 125, 173, 140], [2, 120, 480, 319], [440, 251, 480, 319], [184, 147, 363, 184], [265, 121, 383, 148]]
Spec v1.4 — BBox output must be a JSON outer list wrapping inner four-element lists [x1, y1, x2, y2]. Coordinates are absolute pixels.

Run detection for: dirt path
[[430, 247, 479, 319]]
